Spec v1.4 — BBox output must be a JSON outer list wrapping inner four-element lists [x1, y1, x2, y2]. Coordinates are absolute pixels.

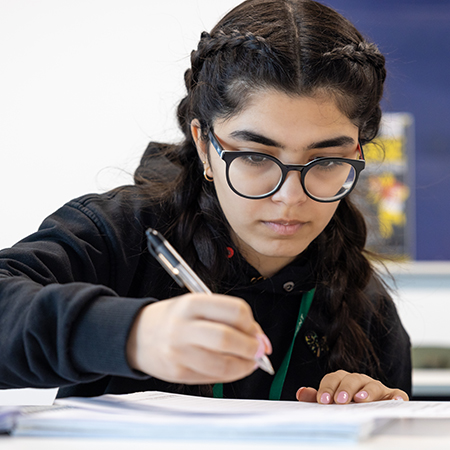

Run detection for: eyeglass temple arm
[[358, 140, 365, 160], [208, 131, 224, 157]]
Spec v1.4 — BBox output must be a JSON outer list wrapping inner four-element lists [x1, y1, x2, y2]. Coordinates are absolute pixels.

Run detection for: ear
[[190, 119, 212, 178]]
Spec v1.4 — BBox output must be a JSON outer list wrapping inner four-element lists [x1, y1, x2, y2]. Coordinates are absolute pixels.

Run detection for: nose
[[271, 170, 308, 205]]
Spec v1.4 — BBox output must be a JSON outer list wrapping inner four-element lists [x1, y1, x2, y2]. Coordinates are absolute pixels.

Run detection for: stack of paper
[[7, 391, 450, 442], [7, 391, 383, 442], [0, 387, 58, 434]]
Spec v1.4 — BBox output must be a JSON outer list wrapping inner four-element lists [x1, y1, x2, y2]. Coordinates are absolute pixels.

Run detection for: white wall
[[381, 262, 450, 348], [0, 0, 242, 250]]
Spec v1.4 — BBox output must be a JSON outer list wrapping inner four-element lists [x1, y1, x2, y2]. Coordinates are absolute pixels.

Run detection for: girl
[[0, 0, 410, 403]]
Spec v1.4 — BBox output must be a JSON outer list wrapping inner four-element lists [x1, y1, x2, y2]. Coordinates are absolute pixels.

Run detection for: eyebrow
[[228, 129, 355, 150], [229, 130, 284, 148], [306, 136, 356, 150]]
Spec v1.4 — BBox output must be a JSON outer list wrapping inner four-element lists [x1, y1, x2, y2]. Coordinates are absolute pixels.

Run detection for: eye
[[313, 159, 344, 170], [240, 153, 272, 167]]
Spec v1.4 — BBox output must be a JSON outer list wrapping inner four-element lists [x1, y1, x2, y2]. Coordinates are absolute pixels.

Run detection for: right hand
[[126, 293, 272, 384]]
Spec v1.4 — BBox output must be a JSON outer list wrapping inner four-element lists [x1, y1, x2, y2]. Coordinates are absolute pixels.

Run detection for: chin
[[260, 242, 308, 259]]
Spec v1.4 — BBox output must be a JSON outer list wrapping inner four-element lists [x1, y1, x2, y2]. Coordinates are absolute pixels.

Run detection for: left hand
[[296, 370, 409, 404]]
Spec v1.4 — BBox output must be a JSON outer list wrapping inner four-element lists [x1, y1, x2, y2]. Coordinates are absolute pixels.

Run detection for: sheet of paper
[[0, 388, 58, 406]]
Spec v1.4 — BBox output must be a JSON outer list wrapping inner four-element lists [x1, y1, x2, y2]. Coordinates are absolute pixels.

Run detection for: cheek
[[210, 158, 254, 222], [315, 202, 340, 231], [215, 183, 257, 226]]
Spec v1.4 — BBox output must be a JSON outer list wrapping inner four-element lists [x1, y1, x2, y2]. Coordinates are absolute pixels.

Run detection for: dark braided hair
[[134, 0, 390, 379]]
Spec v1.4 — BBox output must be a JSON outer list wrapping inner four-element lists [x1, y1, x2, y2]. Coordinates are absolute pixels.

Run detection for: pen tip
[[257, 355, 275, 376]]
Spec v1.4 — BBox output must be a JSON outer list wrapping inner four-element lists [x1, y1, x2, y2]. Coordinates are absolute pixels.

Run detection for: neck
[[233, 238, 296, 278]]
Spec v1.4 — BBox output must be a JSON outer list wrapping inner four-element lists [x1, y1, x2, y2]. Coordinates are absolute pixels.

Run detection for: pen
[[146, 228, 275, 376]]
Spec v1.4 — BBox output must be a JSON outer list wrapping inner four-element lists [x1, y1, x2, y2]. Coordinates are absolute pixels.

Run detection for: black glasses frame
[[208, 131, 365, 202]]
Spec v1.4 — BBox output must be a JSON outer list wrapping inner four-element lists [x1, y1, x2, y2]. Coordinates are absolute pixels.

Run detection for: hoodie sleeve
[[0, 189, 156, 389]]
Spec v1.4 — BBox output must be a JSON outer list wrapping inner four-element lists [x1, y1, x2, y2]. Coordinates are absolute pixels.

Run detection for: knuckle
[[368, 379, 384, 390], [216, 329, 231, 350], [177, 294, 195, 313], [235, 301, 251, 321], [168, 364, 188, 382], [334, 369, 349, 377]]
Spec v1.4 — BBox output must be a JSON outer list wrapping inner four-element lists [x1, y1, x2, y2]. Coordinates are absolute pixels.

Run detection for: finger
[[354, 384, 409, 403], [352, 379, 386, 403], [330, 372, 374, 404], [176, 294, 260, 335], [175, 294, 272, 356], [316, 370, 351, 404], [252, 323, 273, 355], [389, 390, 409, 402], [174, 345, 256, 383], [296, 387, 318, 402], [186, 320, 260, 361]]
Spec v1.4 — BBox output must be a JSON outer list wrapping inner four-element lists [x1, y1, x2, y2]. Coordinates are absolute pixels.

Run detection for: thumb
[[296, 387, 318, 402]]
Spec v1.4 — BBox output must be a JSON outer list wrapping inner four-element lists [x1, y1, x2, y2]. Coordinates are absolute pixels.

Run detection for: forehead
[[214, 89, 358, 146]]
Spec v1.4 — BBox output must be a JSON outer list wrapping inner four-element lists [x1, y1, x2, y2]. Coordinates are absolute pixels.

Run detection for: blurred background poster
[[357, 113, 415, 260]]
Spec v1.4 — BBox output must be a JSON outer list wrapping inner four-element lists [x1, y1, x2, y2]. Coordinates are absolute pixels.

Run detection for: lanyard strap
[[269, 288, 315, 400], [213, 288, 315, 400]]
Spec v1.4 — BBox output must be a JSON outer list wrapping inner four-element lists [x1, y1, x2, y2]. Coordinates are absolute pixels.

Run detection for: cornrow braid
[[323, 42, 386, 78], [186, 30, 281, 92]]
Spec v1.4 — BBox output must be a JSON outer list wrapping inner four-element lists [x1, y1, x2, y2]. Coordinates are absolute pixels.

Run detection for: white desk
[[2, 430, 450, 450], [2, 417, 450, 450]]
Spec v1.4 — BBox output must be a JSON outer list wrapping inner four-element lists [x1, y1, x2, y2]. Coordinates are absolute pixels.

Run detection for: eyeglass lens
[[228, 155, 357, 200]]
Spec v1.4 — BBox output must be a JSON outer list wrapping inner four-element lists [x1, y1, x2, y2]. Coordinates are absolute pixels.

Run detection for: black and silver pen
[[146, 228, 274, 376]]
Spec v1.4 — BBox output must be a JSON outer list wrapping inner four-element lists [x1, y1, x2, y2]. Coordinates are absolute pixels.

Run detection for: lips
[[263, 220, 305, 236]]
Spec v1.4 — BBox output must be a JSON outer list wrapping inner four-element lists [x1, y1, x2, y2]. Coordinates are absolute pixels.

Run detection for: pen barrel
[[176, 265, 212, 294], [146, 228, 212, 294]]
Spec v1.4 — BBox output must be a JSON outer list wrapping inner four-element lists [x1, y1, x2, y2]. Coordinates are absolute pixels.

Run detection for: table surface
[[2, 418, 450, 450], [1, 435, 450, 450]]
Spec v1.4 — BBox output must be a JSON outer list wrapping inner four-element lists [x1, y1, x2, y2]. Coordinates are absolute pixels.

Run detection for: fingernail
[[320, 392, 331, 404], [254, 335, 266, 359], [296, 387, 306, 400], [395, 396, 404, 401], [336, 391, 349, 404], [260, 334, 273, 354], [355, 390, 368, 400]]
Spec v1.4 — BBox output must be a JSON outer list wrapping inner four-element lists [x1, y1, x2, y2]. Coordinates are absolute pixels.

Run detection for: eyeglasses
[[208, 131, 365, 203]]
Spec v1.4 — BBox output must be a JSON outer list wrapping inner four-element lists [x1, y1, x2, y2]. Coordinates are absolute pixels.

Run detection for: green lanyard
[[213, 288, 315, 400]]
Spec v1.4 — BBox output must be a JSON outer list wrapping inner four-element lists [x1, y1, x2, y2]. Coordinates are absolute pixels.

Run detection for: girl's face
[[193, 90, 360, 278]]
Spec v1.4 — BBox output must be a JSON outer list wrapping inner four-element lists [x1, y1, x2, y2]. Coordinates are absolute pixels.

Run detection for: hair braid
[[323, 42, 385, 73], [188, 30, 282, 93], [315, 198, 382, 376]]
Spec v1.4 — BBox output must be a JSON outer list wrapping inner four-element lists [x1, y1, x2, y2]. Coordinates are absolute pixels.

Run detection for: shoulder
[[364, 270, 410, 345], [64, 186, 150, 223], [364, 272, 391, 305], [20, 185, 171, 269], [47, 185, 167, 237]]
